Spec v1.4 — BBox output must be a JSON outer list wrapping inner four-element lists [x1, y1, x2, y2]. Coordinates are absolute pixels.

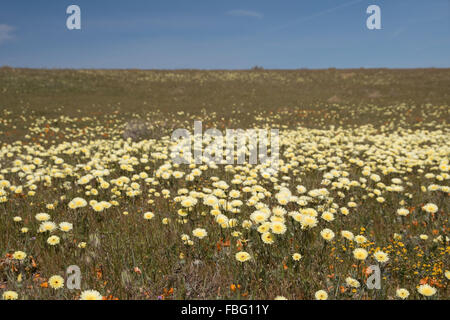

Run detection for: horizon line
[[2, 66, 450, 71]]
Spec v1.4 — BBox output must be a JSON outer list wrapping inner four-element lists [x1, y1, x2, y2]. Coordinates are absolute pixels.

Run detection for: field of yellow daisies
[[0, 68, 449, 300]]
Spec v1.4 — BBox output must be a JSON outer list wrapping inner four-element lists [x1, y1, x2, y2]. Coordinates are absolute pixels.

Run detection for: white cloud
[[271, 0, 363, 31], [227, 10, 263, 19], [391, 27, 407, 39], [0, 24, 14, 45]]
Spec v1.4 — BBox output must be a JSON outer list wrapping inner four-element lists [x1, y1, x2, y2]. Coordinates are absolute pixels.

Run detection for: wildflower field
[[0, 67, 449, 300]]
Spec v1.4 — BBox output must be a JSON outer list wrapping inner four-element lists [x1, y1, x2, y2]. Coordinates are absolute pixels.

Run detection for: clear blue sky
[[0, 0, 449, 69]]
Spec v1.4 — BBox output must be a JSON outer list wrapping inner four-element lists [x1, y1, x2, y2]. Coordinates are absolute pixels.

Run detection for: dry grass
[[0, 68, 449, 300]]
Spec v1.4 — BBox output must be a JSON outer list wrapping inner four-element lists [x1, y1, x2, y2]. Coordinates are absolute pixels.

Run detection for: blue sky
[[0, 0, 449, 69]]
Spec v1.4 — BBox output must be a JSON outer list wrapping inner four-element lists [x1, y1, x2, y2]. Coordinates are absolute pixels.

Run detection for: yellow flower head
[[49, 275, 65, 289], [292, 253, 302, 261], [143, 212, 155, 220], [2, 291, 18, 300], [315, 290, 328, 300], [417, 284, 436, 297], [47, 235, 60, 246], [192, 228, 207, 239], [12, 251, 27, 260], [353, 248, 368, 260], [261, 232, 274, 244], [373, 250, 389, 263], [80, 290, 102, 300], [320, 228, 335, 241], [396, 288, 410, 299], [235, 251, 251, 262]]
